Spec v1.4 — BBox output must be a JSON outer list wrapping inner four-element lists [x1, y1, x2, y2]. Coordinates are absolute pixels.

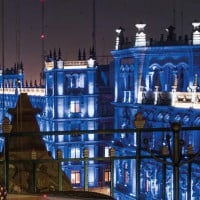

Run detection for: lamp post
[[31, 149, 37, 192], [83, 148, 89, 192], [57, 149, 63, 191], [133, 112, 145, 200], [2, 117, 12, 192], [109, 147, 115, 197]]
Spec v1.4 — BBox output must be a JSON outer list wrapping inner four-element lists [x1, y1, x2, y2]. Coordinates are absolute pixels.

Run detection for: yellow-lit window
[[70, 100, 80, 113], [71, 170, 80, 184], [104, 170, 111, 182]]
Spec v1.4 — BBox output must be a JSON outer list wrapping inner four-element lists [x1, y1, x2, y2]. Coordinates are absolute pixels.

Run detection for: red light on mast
[[40, 34, 45, 39]]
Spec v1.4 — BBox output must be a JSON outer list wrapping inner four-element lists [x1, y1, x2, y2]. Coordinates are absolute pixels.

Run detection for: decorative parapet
[[140, 90, 200, 108], [173, 92, 200, 108], [0, 88, 45, 96], [135, 23, 146, 47], [192, 21, 200, 45]]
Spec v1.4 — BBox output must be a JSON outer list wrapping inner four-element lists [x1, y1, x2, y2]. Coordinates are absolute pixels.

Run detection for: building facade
[[0, 50, 114, 190], [1, 20, 200, 199], [111, 21, 200, 199]]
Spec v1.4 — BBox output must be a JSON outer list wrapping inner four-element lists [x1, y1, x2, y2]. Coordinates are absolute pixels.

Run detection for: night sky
[[1, 0, 200, 82]]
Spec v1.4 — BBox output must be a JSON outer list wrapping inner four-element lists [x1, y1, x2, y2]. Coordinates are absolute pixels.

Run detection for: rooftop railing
[[1, 125, 200, 199]]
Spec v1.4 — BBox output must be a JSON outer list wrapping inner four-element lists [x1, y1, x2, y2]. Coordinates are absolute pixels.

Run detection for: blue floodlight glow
[[2, 21, 200, 200], [88, 167, 94, 184]]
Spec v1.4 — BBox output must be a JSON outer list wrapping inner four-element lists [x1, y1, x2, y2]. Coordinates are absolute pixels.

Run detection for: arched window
[[153, 68, 161, 90]]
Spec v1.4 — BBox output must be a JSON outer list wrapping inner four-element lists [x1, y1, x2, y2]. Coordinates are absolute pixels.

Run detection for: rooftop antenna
[[181, 10, 183, 37], [15, 0, 23, 132], [180, 0, 184, 37], [40, 0, 45, 86], [16, 0, 21, 67], [172, 0, 176, 27], [92, 0, 96, 58], [1, 0, 5, 118]]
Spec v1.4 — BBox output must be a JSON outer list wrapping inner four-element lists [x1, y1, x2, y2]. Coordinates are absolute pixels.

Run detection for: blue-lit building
[[112, 22, 200, 129], [1, 20, 200, 199], [0, 49, 114, 190], [111, 21, 200, 199]]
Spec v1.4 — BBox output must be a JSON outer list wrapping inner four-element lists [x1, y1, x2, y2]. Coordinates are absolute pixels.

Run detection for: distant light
[[40, 34, 45, 39], [42, 194, 47, 199]]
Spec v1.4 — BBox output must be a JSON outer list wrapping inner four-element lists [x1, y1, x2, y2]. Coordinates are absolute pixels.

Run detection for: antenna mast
[[16, 0, 20, 66], [40, 0, 45, 86], [92, 0, 96, 58], [1, 0, 5, 117], [172, 0, 176, 27]]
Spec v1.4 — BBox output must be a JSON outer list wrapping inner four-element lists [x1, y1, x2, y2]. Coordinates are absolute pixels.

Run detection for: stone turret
[[192, 20, 200, 45], [135, 23, 146, 47]]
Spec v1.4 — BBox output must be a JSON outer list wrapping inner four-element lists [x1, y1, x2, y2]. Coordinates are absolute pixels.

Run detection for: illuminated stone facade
[[0, 50, 114, 191], [111, 21, 200, 199], [1, 20, 200, 199]]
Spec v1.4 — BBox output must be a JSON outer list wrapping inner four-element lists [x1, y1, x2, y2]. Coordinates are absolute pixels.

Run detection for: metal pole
[[31, 149, 37, 192], [84, 148, 89, 191], [162, 160, 166, 199], [2, 118, 12, 192], [171, 123, 181, 200], [4, 134, 9, 191], [109, 148, 115, 197], [92, 0, 96, 58], [136, 130, 141, 200], [134, 113, 145, 200], [2, 0, 5, 117], [187, 163, 192, 199], [57, 149, 63, 191]]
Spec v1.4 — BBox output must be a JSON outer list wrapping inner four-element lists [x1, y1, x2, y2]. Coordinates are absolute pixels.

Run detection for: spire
[[91, 46, 96, 59], [20, 61, 24, 73], [115, 27, 125, 50], [89, 47, 95, 59], [78, 48, 81, 60], [34, 79, 37, 87], [53, 48, 57, 60], [58, 48, 61, 60], [89, 48, 92, 57], [30, 80, 33, 88], [49, 50, 52, 58], [83, 49, 86, 60]]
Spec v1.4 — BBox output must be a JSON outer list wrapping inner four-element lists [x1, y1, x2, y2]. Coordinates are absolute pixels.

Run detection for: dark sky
[[1, 0, 200, 82]]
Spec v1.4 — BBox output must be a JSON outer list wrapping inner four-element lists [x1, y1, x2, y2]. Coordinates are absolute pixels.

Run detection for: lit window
[[71, 170, 80, 184], [124, 162, 129, 185], [71, 147, 80, 158], [105, 147, 110, 157], [104, 170, 111, 182], [70, 100, 80, 113]]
